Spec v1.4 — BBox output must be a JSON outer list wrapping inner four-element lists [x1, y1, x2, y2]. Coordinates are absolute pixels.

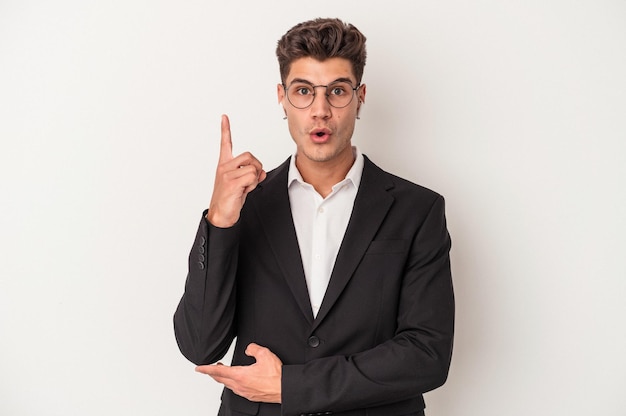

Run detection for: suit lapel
[[312, 157, 395, 330], [250, 159, 314, 324]]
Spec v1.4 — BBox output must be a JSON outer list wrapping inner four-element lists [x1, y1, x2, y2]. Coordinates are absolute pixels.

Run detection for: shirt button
[[308, 336, 320, 348], [318, 207, 324, 213]]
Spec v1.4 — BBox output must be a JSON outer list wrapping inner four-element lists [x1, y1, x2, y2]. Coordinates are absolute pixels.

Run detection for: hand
[[195, 343, 282, 403], [206, 115, 267, 227]]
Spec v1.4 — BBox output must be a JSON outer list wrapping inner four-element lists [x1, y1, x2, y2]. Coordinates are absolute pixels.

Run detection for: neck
[[296, 148, 355, 198]]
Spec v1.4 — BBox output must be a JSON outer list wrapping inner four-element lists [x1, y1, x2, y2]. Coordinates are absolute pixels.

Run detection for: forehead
[[286, 57, 356, 84]]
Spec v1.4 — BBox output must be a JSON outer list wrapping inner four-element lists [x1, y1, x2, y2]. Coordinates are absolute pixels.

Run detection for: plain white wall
[[1, 1, 625, 415]]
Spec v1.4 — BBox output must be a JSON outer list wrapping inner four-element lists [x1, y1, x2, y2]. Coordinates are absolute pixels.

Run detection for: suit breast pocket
[[365, 239, 409, 255]]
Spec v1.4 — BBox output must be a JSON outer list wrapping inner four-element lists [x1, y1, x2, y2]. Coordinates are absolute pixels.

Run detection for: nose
[[310, 88, 332, 119]]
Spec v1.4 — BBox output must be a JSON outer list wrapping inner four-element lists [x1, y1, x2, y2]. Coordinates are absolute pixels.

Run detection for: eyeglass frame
[[282, 79, 362, 109]]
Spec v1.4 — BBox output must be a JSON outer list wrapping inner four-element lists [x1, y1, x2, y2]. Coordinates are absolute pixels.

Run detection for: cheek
[[337, 111, 357, 131], [340, 106, 357, 121], [287, 116, 304, 139]]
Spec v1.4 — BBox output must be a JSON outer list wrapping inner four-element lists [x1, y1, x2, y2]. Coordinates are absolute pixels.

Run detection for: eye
[[329, 85, 347, 96], [294, 85, 313, 96]]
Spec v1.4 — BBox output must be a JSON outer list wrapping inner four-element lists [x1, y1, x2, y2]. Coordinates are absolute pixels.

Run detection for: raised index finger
[[219, 114, 233, 163]]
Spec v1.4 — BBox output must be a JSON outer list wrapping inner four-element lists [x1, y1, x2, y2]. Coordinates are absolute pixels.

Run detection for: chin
[[302, 147, 337, 163]]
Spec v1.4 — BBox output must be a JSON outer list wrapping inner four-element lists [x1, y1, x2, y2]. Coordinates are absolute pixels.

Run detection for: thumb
[[245, 343, 266, 358]]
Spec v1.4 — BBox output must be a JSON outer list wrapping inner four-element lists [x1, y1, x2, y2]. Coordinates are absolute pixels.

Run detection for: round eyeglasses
[[283, 81, 361, 109]]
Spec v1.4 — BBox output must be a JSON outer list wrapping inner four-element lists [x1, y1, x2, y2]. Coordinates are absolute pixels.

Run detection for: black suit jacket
[[174, 156, 454, 416]]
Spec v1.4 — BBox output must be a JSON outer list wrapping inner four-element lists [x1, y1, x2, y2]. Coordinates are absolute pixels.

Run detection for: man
[[174, 18, 454, 416]]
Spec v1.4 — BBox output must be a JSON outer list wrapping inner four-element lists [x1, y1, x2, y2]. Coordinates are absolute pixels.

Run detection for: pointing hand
[[206, 115, 266, 227]]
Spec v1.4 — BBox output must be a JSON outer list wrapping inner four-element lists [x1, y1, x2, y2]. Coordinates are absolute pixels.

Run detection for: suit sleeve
[[281, 196, 454, 416], [173, 211, 240, 365]]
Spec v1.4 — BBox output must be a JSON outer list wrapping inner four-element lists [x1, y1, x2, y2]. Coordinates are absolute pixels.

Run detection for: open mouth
[[310, 128, 331, 142]]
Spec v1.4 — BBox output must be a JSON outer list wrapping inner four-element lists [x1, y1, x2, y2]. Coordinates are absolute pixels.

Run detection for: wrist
[[206, 209, 238, 228]]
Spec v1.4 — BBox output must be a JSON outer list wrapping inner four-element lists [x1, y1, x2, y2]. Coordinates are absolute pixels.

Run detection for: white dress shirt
[[287, 147, 364, 317]]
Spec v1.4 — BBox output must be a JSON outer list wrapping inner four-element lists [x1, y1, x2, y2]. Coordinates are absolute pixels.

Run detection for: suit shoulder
[[364, 155, 444, 203], [244, 157, 290, 201], [263, 157, 291, 183]]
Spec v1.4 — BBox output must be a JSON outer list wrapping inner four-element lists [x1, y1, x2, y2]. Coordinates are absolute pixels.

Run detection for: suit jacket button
[[307, 336, 320, 348], [198, 262, 205, 270]]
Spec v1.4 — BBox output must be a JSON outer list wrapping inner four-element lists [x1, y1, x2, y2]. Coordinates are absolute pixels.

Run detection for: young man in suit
[[174, 18, 454, 416]]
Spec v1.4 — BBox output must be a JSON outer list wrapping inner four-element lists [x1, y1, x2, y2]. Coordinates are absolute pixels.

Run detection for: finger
[[196, 364, 232, 378], [222, 166, 262, 190], [219, 114, 233, 163], [245, 342, 261, 356], [195, 365, 211, 374], [245, 342, 269, 358], [229, 152, 264, 174], [221, 159, 265, 190], [195, 364, 224, 374]]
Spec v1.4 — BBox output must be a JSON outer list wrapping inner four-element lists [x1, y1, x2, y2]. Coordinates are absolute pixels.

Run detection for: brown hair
[[276, 18, 367, 84]]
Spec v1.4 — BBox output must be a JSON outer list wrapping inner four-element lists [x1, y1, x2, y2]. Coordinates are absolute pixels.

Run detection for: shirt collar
[[288, 146, 364, 191]]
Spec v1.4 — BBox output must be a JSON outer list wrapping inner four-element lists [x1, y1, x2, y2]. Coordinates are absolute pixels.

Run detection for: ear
[[277, 83, 285, 104], [356, 84, 366, 118], [357, 83, 366, 105]]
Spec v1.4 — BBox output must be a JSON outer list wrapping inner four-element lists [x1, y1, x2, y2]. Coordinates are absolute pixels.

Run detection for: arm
[[173, 214, 240, 365], [281, 195, 454, 415], [173, 114, 266, 365]]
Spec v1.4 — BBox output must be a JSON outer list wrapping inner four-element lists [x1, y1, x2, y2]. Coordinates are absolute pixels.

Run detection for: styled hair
[[276, 18, 367, 84]]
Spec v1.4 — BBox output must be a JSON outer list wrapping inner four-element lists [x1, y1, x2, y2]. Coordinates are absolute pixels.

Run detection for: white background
[[1, 1, 625, 415]]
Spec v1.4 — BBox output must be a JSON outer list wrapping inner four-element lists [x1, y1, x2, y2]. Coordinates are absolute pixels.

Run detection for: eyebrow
[[288, 77, 357, 86]]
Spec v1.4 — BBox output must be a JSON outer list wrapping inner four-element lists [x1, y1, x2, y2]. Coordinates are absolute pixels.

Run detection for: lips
[[309, 127, 332, 143]]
